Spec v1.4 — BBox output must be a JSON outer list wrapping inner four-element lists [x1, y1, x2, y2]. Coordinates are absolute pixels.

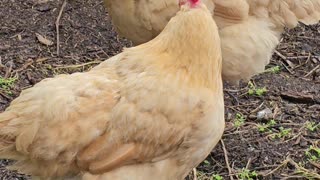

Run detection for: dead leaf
[[36, 33, 53, 46]]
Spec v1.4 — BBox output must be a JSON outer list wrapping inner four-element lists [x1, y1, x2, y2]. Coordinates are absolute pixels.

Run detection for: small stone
[[36, 4, 51, 12], [257, 108, 273, 120]]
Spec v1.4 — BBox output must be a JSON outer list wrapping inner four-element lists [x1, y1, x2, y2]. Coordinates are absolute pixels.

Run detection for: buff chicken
[[0, 0, 225, 179], [104, 0, 320, 84]]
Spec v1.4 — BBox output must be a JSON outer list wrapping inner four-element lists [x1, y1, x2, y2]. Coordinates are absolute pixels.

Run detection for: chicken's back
[[103, 0, 215, 45], [219, 16, 279, 84], [103, 0, 179, 45], [213, 0, 249, 28], [247, 0, 320, 30]]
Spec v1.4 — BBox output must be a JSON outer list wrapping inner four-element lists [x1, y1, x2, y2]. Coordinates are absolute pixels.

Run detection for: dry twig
[[264, 157, 290, 176], [55, 0, 67, 56], [193, 168, 197, 180], [221, 140, 234, 180], [288, 158, 320, 179], [53, 60, 102, 69], [310, 162, 320, 170], [304, 65, 320, 77]]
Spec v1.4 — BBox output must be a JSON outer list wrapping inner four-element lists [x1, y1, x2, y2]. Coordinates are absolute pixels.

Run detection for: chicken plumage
[[104, 0, 320, 84], [247, 0, 320, 30], [0, 0, 224, 179]]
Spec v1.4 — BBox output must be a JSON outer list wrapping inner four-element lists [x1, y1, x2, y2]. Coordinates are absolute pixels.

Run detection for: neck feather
[[126, 5, 222, 90]]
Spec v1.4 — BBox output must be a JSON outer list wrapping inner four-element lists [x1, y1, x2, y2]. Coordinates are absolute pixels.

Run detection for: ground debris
[[281, 91, 318, 104]]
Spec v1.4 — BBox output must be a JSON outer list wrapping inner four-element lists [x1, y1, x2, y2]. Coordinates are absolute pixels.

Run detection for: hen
[[104, 0, 320, 84], [0, 0, 225, 179]]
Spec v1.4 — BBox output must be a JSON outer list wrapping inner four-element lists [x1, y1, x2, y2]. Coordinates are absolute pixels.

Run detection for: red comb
[[179, 0, 200, 7], [190, 0, 199, 4]]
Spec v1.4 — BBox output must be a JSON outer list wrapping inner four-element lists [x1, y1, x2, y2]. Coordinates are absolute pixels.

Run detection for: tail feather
[[247, 0, 320, 29], [0, 145, 22, 160], [0, 111, 21, 160], [269, 1, 299, 29], [286, 0, 320, 25], [0, 111, 16, 139], [312, 0, 320, 10]]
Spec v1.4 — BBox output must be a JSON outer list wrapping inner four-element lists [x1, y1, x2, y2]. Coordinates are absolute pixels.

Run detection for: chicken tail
[[248, 0, 320, 29], [0, 111, 24, 160]]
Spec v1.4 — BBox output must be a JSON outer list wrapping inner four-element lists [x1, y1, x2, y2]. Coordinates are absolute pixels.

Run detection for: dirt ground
[[0, 0, 319, 179]]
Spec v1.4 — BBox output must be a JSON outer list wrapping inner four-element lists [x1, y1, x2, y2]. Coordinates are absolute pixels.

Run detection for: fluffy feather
[[247, 0, 320, 30], [0, 1, 224, 179], [219, 17, 279, 83], [103, 0, 320, 84]]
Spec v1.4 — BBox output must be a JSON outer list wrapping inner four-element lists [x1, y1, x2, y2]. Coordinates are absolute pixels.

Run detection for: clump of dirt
[[0, 0, 319, 179]]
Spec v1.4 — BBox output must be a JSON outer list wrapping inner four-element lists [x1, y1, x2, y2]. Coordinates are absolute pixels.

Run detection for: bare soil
[[0, 0, 319, 179]]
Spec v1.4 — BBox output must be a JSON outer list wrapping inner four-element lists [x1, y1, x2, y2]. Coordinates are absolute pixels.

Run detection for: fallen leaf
[[36, 33, 53, 46]]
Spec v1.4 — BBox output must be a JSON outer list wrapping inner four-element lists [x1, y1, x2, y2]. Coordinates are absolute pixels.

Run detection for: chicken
[[221, 0, 320, 83], [103, 0, 320, 84], [0, 0, 225, 179]]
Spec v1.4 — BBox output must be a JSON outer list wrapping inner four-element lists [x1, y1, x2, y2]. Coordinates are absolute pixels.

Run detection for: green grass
[[265, 66, 281, 74], [305, 145, 320, 162], [234, 113, 246, 128], [238, 168, 258, 180], [271, 127, 292, 139], [0, 77, 17, 95], [211, 174, 223, 180], [257, 119, 277, 133], [306, 121, 320, 132], [248, 81, 267, 96]]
